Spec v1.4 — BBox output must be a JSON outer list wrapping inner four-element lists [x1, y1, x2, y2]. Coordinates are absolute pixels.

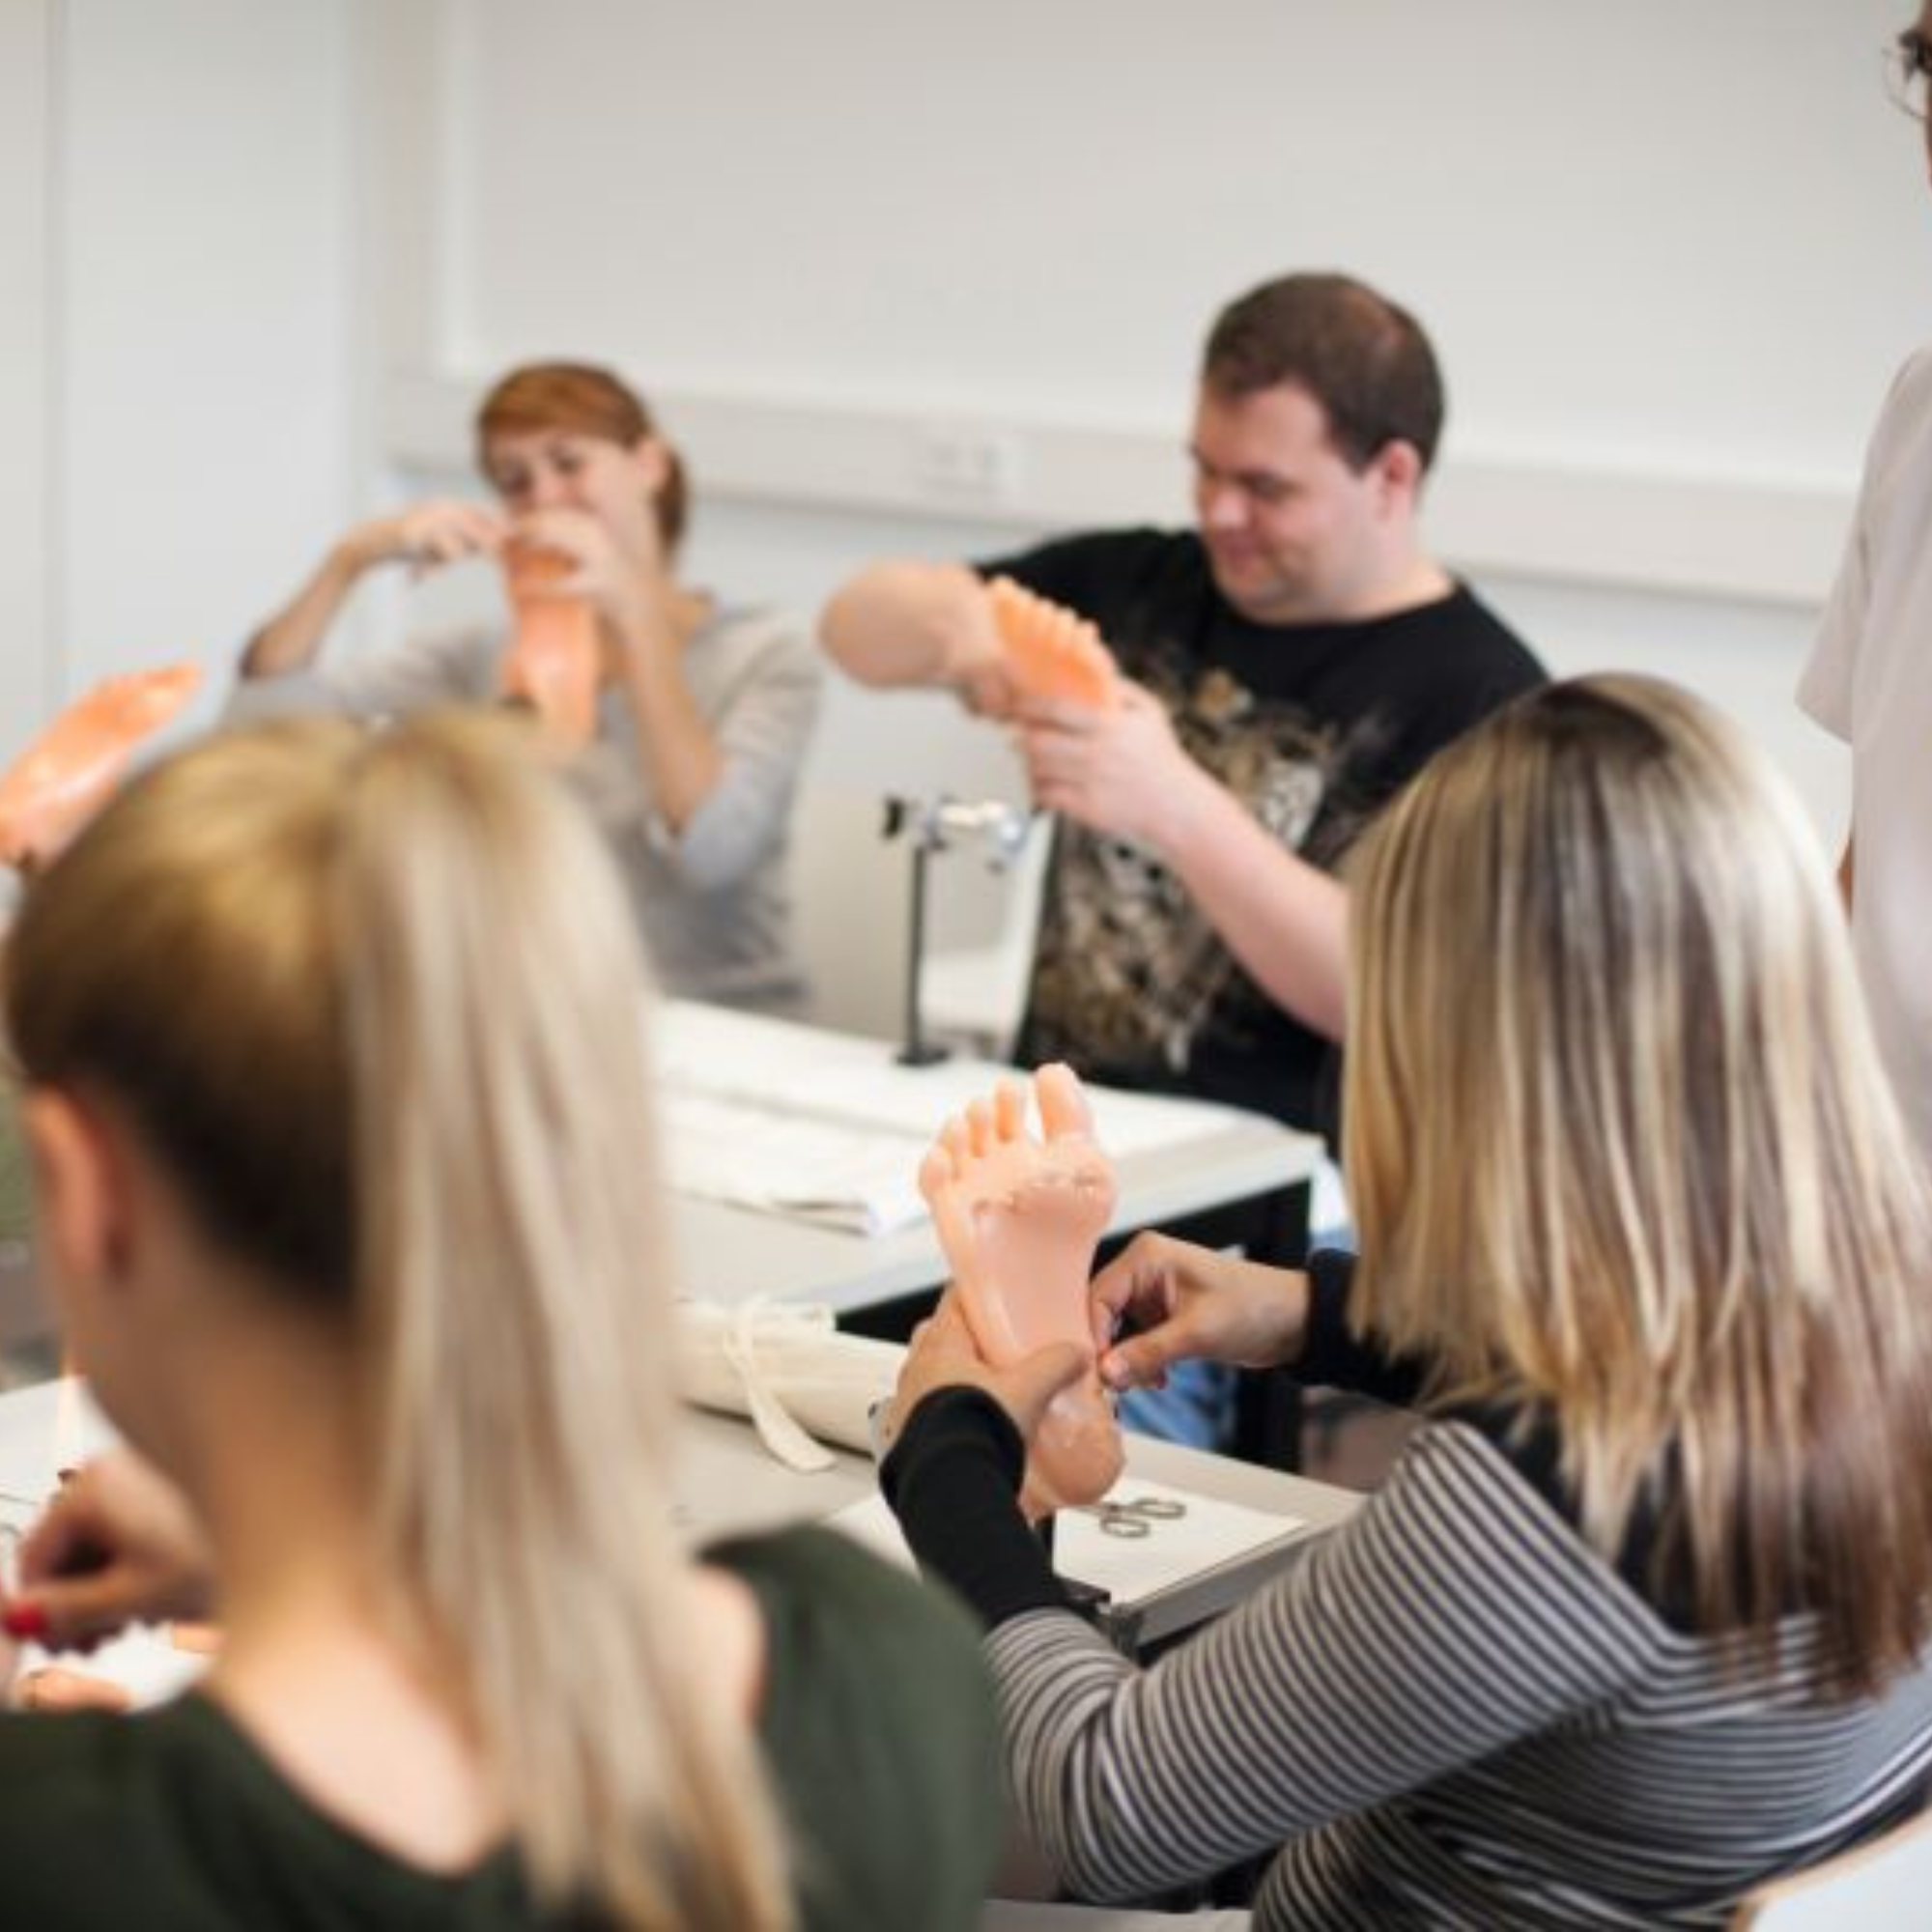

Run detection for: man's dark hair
[[1203, 271, 1444, 474]]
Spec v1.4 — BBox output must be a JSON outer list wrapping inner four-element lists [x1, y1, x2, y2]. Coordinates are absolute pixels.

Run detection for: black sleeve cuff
[[880, 1386, 1070, 1630], [1293, 1248, 1429, 1408]]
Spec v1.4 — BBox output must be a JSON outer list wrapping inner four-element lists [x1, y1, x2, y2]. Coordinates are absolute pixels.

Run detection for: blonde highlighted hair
[[4, 711, 789, 1928], [1344, 674, 1932, 1691]]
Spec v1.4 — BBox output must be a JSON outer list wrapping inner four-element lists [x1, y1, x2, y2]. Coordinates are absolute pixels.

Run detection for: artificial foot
[[986, 577, 1120, 710], [921, 1063, 1123, 1513], [500, 547, 601, 751], [0, 664, 203, 870]]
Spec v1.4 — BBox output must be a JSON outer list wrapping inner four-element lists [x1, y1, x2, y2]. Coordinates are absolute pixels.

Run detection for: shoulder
[[1354, 1419, 1667, 1649], [1349, 584, 1546, 764], [1858, 342, 1932, 491], [711, 1523, 985, 1674], [710, 1525, 996, 1764], [1401, 583, 1546, 683], [710, 1526, 1003, 1929], [0, 1701, 233, 1916], [693, 605, 822, 683]]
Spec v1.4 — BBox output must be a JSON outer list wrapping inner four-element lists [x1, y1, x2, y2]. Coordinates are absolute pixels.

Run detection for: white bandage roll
[[677, 1298, 906, 1472]]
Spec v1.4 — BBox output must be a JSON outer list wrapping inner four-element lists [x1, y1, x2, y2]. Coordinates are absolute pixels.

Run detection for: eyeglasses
[[1885, 27, 1932, 121]]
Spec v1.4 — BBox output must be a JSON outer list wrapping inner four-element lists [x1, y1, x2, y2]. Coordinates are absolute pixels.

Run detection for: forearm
[[612, 607, 725, 833], [240, 541, 370, 680], [820, 561, 995, 689], [881, 1387, 1071, 1628], [1154, 769, 1349, 1041]]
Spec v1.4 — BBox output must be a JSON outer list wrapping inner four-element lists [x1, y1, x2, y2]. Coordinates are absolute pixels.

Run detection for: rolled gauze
[[678, 1298, 906, 1472]]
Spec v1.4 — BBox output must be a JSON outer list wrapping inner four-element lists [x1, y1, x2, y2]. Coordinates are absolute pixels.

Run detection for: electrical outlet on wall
[[910, 420, 1024, 506]]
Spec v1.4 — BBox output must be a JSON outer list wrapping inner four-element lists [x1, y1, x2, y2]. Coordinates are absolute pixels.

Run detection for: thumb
[[1099, 1326, 1185, 1393]]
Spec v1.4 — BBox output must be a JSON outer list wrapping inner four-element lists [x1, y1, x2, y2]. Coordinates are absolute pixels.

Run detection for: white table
[[0, 1378, 1362, 1662], [661, 1002, 1323, 1318]]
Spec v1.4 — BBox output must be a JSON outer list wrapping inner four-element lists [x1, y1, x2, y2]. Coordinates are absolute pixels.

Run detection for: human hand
[[1015, 680, 1214, 849], [13, 1665, 133, 1714], [3, 1451, 214, 1654], [344, 499, 506, 577], [880, 1290, 1093, 1457], [1089, 1232, 1310, 1393], [512, 505, 668, 644]]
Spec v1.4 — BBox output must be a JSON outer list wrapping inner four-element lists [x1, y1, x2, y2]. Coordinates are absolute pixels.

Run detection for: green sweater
[[0, 1527, 1002, 1930]]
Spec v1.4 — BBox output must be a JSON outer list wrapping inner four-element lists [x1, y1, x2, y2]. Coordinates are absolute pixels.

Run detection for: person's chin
[[1208, 554, 1293, 621]]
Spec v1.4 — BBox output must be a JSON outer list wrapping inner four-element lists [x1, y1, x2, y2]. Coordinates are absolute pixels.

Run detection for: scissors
[[1072, 1494, 1187, 1540]]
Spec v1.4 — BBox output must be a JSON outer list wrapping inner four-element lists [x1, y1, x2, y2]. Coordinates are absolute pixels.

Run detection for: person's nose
[[526, 465, 573, 510]]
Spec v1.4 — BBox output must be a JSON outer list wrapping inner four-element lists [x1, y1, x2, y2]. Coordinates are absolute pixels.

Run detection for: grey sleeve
[[657, 613, 824, 890], [983, 1425, 1662, 1903], [223, 629, 502, 725]]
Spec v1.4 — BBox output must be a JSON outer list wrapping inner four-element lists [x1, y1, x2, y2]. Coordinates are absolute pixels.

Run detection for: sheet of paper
[[660, 1091, 927, 1235], [825, 1478, 1307, 1613], [654, 1000, 1277, 1236]]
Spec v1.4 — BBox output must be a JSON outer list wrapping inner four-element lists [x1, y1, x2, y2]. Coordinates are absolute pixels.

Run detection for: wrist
[[1143, 756, 1227, 860]]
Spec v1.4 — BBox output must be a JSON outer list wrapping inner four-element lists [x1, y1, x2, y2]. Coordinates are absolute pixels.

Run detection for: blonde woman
[[883, 675, 1932, 1925], [0, 711, 999, 1930]]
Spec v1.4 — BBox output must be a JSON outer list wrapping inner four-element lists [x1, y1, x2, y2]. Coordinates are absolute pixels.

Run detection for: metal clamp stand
[[880, 795, 1032, 1068]]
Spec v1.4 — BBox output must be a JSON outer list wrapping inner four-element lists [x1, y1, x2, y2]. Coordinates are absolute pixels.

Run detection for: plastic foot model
[[500, 547, 601, 751], [0, 664, 203, 871], [986, 577, 1120, 709], [920, 1064, 1123, 1515]]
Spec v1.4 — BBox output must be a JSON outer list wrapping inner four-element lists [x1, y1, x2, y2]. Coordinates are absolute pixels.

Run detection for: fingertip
[[2, 1603, 46, 1641]]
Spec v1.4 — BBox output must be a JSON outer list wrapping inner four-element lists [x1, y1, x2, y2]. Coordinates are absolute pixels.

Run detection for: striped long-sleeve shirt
[[884, 1258, 1932, 1927]]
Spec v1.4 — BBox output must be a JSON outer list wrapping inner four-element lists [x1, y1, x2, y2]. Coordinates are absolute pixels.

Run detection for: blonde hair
[[1344, 674, 1932, 1692], [4, 712, 790, 1928]]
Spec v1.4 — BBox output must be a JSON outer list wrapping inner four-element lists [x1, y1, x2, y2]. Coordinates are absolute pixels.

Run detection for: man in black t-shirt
[[821, 272, 1545, 1137]]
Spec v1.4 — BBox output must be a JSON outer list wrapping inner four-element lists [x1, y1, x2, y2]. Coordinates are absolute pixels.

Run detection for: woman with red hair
[[232, 361, 819, 1012]]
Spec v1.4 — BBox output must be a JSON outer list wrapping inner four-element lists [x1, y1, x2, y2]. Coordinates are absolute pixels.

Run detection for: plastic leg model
[[500, 548, 601, 751], [920, 1063, 1123, 1514], [986, 576, 1120, 709], [0, 664, 203, 871]]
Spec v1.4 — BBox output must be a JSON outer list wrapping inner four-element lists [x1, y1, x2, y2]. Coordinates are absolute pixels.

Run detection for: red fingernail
[[3, 1604, 48, 1640]]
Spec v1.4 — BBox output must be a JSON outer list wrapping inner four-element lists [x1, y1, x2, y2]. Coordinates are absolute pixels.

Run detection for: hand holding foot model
[[985, 578, 1119, 711], [0, 665, 203, 870], [910, 1065, 1123, 1514]]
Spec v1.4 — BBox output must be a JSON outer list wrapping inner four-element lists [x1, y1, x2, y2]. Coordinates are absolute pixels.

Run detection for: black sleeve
[[970, 527, 1171, 616], [880, 1387, 1071, 1630], [1292, 1249, 1430, 1408]]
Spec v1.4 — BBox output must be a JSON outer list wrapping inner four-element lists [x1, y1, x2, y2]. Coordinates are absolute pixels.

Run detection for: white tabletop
[[0, 1378, 1362, 1662], [662, 1002, 1323, 1316]]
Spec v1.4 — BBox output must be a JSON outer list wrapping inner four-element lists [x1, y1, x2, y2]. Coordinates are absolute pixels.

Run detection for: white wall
[[7, 2, 1925, 930], [0, 0, 356, 766], [0, 2, 55, 748], [359, 0, 1932, 869]]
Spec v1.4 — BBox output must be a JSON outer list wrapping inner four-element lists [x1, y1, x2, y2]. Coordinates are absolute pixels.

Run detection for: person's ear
[[629, 435, 672, 498], [1370, 438, 1424, 512], [23, 1090, 130, 1289]]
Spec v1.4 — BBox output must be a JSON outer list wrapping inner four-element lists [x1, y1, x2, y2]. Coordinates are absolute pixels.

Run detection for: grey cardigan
[[226, 605, 822, 1010]]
